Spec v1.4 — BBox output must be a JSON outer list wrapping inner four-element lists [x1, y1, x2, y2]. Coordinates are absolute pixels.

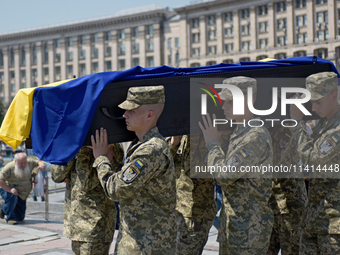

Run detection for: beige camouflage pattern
[[292, 110, 340, 253], [266, 126, 307, 255], [118, 85, 165, 110], [0, 158, 40, 200], [168, 134, 216, 254], [219, 243, 268, 255], [218, 76, 257, 101], [93, 127, 177, 255], [51, 145, 123, 242], [205, 123, 274, 250], [302, 71, 338, 100], [71, 241, 111, 255]]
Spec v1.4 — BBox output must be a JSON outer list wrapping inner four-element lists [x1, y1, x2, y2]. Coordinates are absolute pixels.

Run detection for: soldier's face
[[123, 106, 147, 132], [311, 92, 336, 118], [222, 100, 234, 120], [15, 157, 28, 170]]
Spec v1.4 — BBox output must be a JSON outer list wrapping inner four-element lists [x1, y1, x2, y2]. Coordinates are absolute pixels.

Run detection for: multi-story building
[[1, 1, 340, 107]]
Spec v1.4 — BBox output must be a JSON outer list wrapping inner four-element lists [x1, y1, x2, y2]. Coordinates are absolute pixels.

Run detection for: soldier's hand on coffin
[[170, 136, 182, 147], [290, 93, 304, 121], [91, 128, 109, 159], [198, 113, 221, 144]]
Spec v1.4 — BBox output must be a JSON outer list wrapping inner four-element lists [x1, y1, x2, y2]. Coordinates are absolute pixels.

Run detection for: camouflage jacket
[[292, 111, 340, 234], [94, 127, 177, 254], [206, 123, 273, 248], [51, 145, 123, 242], [0, 158, 40, 200], [268, 126, 307, 215], [168, 134, 217, 220]]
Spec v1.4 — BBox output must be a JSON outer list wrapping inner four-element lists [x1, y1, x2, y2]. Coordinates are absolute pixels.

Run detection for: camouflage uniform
[[205, 77, 274, 255], [94, 86, 177, 255], [291, 72, 340, 254], [51, 145, 123, 255], [266, 126, 307, 255], [168, 134, 217, 255]]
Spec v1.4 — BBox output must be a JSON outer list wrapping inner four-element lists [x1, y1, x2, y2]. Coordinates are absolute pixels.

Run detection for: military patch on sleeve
[[319, 138, 336, 155], [122, 164, 140, 183], [226, 154, 243, 168], [239, 148, 249, 158], [135, 160, 144, 169]]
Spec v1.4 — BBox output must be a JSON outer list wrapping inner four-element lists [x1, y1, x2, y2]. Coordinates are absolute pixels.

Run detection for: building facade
[[0, 0, 340, 106]]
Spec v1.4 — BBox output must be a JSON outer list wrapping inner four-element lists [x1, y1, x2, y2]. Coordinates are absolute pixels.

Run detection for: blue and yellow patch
[[240, 148, 249, 158], [331, 134, 340, 143], [135, 160, 144, 169]]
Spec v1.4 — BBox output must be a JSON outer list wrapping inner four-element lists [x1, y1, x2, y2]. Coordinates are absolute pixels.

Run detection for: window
[[106, 46, 112, 56], [44, 67, 49, 76], [133, 58, 139, 67], [55, 66, 60, 75], [297, 33, 308, 44], [168, 38, 172, 50], [119, 45, 126, 55], [92, 62, 98, 73], [296, 0, 307, 8], [277, 2, 287, 12], [175, 38, 179, 48], [192, 18, 200, 28], [105, 32, 111, 41], [208, 30, 217, 40], [80, 35, 86, 45], [225, 27, 234, 37], [303, 15, 307, 25], [92, 48, 98, 58], [175, 53, 180, 64], [208, 46, 217, 55], [277, 36, 288, 46], [0, 85, 4, 93], [275, 53, 287, 59], [55, 53, 61, 62], [33, 82, 37, 87], [225, 43, 234, 53], [317, 11, 328, 23], [258, 5, 268, 15], [297, 16, 302, 26], [222, 59, 234, 64], [192, 47, 201, 56], [190, 63, 201, 67], [146, 25, 153, 36], [132, 28, 139, 38], [0, 50, 3, 67], [314, 48, 328, 58], [21, 70, 26, 78], [44, 43, 48, 63], [68, 37, 73, 47], [147, 41, 154, 51], [206, 61, 217, 66], [32, 69, 37, 77], [259, 22, 269, 33], [92, 34, 98, 43], [241, 9, 250, 19], [132, 43, 139, 54], [105, 61, 111, 71], [67, 65, 73, 75], [0, 72, 3, 81], [21, 46, 26, 65], [168, 55, 172, 65], [119, 59, 126, 70], [277, 18, 287, 29], [80, 50, 86, 59], [225, 12, 233, 22], [241, 24, 251, 36], [80, 64, 86, 75], [10, 48, 14, 66], [10, 71, 15, 79], [68, 52, 73, 61], [21, 83, 26, 89], [259, 38, 269, 49], [240, 57, 250, 62], [294, 51, 307, 57], [256, 55, 268, 61], [192, 33, 200, 43], [11, 84, 15, 92], [147, 56, 154, 67], [207, 15, 216, 25], [55, 39, 60, 48], [241, 41, 251, 51], [316, 0, 327, 4]]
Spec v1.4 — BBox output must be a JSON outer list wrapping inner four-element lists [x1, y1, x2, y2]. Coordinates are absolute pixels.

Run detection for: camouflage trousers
[[175, 216, 213, 255], [219, 243, 267, 255], [300, 229, 340, 255], [266, 212, 303, 255], [71, 241, 111, 255]]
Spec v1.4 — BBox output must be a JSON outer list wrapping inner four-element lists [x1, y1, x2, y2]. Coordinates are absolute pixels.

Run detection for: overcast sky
[[0, 0, 195, 34]]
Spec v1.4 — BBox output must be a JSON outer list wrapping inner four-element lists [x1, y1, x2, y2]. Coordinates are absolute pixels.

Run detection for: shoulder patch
[[239, 148, 249, 158], [319, 138, 336, 155], [226, 154, 243, 168], [122, 164, 140, 183]]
